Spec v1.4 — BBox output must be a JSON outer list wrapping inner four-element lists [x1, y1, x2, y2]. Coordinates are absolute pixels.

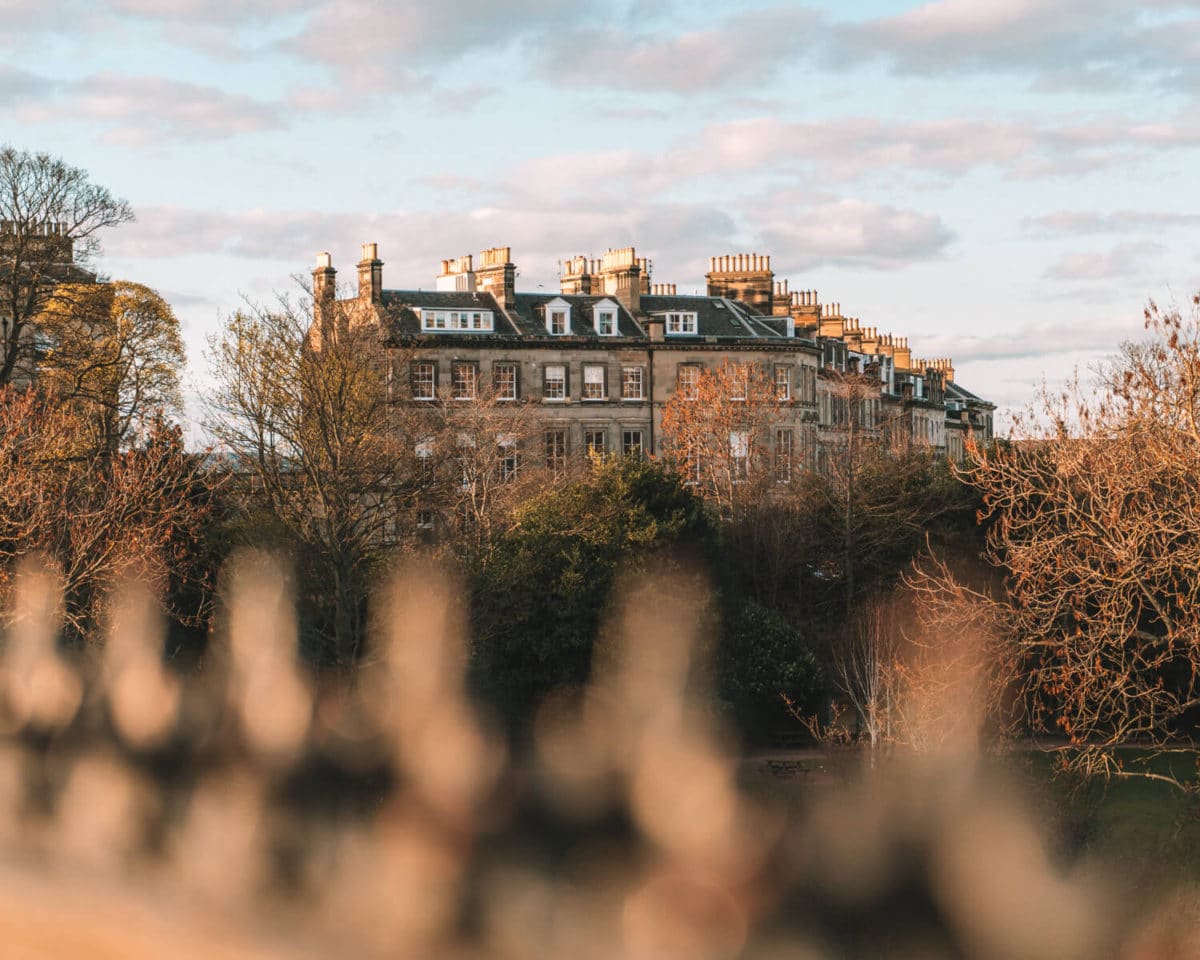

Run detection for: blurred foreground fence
[[0, 551, 1195, 959]]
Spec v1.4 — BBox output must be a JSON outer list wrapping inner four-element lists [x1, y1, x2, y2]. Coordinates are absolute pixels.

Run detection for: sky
[[4, 0, 1200, 436]]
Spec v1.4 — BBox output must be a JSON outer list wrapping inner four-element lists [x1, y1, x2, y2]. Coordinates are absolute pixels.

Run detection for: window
[[798, 366, 817, 403], [498, 435, 518, 481], [665, 312, 698, 335], [775, 429, 793, 483], [421, 309, 493, 331], [677, 364, 700, 400], [582, 364, 606, 400], [411, 361, 436, 400], [584, 429, 606, 456], [416, 509, 434, 530], [545, 429, 568, 473], [452, 361, 477, 400], [415, 438, 434, 480], [544, 364, 567, 401], [595, 307, 617, 336], [730, 430, 749, 481], [622, 430, 644, 457], [730, 365, 748, 402], [494, 362, 518, 401], [774, 365, 791, 401], [684, 444, 702, 485], [621, 366, 645, 400], [545, 300, 571, 335]]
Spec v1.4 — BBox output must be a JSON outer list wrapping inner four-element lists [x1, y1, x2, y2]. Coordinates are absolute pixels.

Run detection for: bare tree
[[660, 359, 780, 518], [413, 381, 555, 562], [813, 370, 969, 620], [205, 289, 415, 664], [0, 146, 134, 386]]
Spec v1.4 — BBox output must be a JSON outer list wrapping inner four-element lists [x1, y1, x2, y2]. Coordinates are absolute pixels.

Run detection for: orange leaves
[[0, 386, 217, 642]]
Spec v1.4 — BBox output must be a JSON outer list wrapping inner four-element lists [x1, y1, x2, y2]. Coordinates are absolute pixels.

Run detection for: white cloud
[[1041, 242, 1167, 282], [1023, 210, 1200, 235], [751, 197, 955, 271], [838, 0, 1200, 91], [920, 315, 1144, 366], [538, 7, 820, 93], [14, 74, 283, 143], [285, 0, 603, 92]]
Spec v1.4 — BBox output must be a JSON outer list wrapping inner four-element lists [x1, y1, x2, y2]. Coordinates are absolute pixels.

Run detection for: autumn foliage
[[0, 386, 217, 644]]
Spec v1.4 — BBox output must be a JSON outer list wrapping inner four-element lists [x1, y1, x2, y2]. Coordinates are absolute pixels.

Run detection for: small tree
[[0, 146, 134, 386]]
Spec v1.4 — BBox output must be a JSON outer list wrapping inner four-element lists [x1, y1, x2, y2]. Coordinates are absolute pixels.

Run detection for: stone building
[[311, 242, 994, 487], [0, 219, 96, 386]]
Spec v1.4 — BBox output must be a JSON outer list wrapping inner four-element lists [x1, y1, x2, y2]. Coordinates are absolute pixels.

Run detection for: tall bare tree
[[0, 146, 134, 386], [814, 370, 969, 620], [205, 290, 416, 664]]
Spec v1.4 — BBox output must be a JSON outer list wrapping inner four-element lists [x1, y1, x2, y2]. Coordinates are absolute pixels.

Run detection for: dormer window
[[664, 311, 698, 335], [545, 298, 571, 335], [593, 299, 619, 336], [421, 308, 493, 332]]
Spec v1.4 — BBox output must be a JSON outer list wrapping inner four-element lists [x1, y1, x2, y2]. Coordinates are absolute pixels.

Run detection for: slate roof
[[945, 380, 992, 407], [378, 288, 813, 345], [379, 289, 516, 335], [639, 294, 787, 340], [508, 293, 644, 339]]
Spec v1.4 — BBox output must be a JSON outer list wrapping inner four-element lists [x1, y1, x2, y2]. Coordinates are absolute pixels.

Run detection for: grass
[[1011, 747, 1200, 887]]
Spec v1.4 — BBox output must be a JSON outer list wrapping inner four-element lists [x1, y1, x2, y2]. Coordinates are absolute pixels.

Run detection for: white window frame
[[730, 365, 749, 402], [582, 364, 606, 401], [664, 311, 698, 335], [412, 361, 436, 401], [420, 308, 494, 332], [774, 365, 791, 401], [593, 299, 619, 336], [544, 364, 567, 401], [622, 429, 644, 457], [730, 430, 749, 481], [498, 433, 518, 481], [775, 428, 793, 483], [545, 428, 568, 473], [451, 361, 477, 401], [494, 361, 518, 401], [678, 364, 700, 400], [621, 366, 645, 401], [545, 297, 571, 335]]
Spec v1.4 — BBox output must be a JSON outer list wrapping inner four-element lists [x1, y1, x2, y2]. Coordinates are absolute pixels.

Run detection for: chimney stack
[[477, 246, 517, 309], [357, 241, 382, 303]]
